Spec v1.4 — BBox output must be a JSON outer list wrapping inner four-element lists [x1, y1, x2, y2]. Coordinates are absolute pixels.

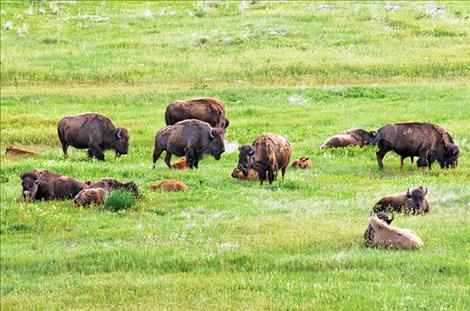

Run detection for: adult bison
[[237, 134, 291, 184], [20, 169, 85, 201], [58, 113, 129, 161], [322, 128, 377, 148], [165, 97, 229, 129], [153, 119, 225, 169], [375, 122, 459, 169], [374, 186, 430, 214]]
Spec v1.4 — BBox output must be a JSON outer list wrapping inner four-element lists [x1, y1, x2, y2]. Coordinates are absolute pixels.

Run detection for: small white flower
[[39, 8, 46, 15], [385, 5, 400, 12], [287, 94, 308, 105], [17, 24, 28, 36], [217, 242, 238, 251], [188, 11, 194, 16], [319, 4, 332, 11], [3, 21, 13, 30], [0, 9, 5, 16], [239, 1, 249, 11], [26, 7, 34, 16], [223, 140, 239, 154], [141, 9, 152, 18], [51, 5, 59, 14], [16, 14, 24, 20]]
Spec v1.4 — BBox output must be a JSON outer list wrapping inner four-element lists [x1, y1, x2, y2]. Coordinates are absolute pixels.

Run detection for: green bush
[[103, 190, 136, 212]]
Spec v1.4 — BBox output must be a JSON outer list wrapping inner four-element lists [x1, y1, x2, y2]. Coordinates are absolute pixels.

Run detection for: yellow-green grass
[[1, 1, 470, 310]]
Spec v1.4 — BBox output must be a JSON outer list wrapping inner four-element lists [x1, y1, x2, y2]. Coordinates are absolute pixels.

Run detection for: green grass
[[1, 1, 470, 310]]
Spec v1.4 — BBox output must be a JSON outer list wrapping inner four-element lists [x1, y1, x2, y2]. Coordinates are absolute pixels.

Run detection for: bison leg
[[281, 166, 287, 180], [376, 149, 388, 170], [61, 143, 69, 158], [400, 156, 405, 169], [164, 152, 172, 169], [185, 149, 196, 169], [417, 150, 429, 168], [258, 169, 267, 185], [89, 144, 105, 161], [267, 166, 275, 184], [411, 156, 414, 166]]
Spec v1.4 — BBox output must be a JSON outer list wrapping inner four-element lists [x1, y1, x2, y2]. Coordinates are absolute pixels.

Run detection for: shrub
[[103, 190, 136, 212]]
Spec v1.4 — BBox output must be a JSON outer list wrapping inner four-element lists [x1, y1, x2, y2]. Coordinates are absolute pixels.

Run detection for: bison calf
[[374, 186, 429, 214], [74, 188, 106, 206], [291, 156, 312, 169], [171, 157, 187, 169], [6, 146, 38, 157], [231, 167, 259, 180], [237, 134, 292, 184], [21, 169, 85, 201], [153, 119, 225, 169], [364, 214, 423, 250], [149, 180, 188, 192], [322, 128, 377, 148], [58, 113, 129, 161]]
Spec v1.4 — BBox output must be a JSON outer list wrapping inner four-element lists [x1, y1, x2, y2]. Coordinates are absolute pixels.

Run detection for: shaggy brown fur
[[364, 212, 394, 244], [5, 146, 38, 157], [149, 180, 188, 192], [322, 128, 377, 148], [374, 186, 429, 214], [231, 167, 259, 180], [171, 157, 187, 169], [74, 188, 106, 206], [85, 178, 139, 197], [365, 215, 423, 250], [291, 156, 312, 169]]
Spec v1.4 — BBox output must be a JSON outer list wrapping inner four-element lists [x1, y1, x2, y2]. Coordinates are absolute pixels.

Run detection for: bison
[[74, 188, 106, 206], [364, 214, 423, 250], [74, 178, 139, 206], [231, 167, 260, 180], [375, 122, 459, 170], [322, 128, 377, 148], [237, 134, 292, 184], [153, 119, 225, 169], [20, 169, 85, 201], [364, 211, 394, 244], [165, 97, 229, 129], [57, 113, 129, 161], [171, 157, 187, 169], [84, 178, 139, 197], [5, 146, 38, 157], [291, 156, 312, 169], [374, 186, 429, 214], [149, 180, 188, 192]]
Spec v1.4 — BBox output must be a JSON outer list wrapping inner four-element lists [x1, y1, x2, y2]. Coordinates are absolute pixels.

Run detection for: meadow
[[1, 1, 470, 310]]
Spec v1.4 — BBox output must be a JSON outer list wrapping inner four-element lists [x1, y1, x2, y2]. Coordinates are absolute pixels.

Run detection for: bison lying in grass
[[291, 156, 312, 169], [74, 178, 139, 206], [231, 167, 259, 180], [322, 128, 377, 148], [374, 186, 429, 214], [149, 180, 188, 192], [364, 214, 423, 250]]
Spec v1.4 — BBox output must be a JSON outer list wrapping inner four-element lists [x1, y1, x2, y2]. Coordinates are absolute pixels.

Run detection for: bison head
[[112, 128, 129, 156], [207, 128, 225, 160], [20, 172, 41, 201], [376, 211, 394, 224], [440, 144, 459, 168], [406, 186, 429, 213], [237, 145, 255, 176]]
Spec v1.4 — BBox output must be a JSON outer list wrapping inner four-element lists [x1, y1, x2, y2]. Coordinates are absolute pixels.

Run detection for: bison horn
[[453, 147, 459, 156], [424, 187, 428, 195], [406, 188, 411, 197], [209, 129, 215, 139], [116, 128, 122, 139], [389, 212, 394, 222], [248, 147, 255, 156]]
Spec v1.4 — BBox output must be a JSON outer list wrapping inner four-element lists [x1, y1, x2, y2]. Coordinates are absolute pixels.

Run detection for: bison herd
[[16, 97, 460, 250]]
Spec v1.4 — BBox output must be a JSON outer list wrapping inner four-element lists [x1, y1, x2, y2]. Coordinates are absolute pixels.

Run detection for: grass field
[[1, 1, 470, 310]]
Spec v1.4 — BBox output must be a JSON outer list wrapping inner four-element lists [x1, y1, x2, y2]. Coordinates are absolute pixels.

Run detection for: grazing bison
[[74, 188, 106, 206], [374, 186, 430, 214], [237, 134, 292, 184], [322, 128, 377, 148], [5, 146, 38, 157], [291, 156, 312, 169], [153, 119, 225, 169], [57, 113, 129, 161], [231, 167, 259, 180], [149, 180, 188, 192], [171, 157, 187, 169], [165, 97, 229, 129], [375, 122, 459, 169], [20, 169, 85, 201], [364, 214, 423, 250]]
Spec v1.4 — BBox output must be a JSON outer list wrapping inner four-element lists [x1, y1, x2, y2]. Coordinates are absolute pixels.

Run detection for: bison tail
[[164, 108, 171, 125]]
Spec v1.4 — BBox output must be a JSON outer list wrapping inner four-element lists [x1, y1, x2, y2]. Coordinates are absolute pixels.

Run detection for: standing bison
[[237, 134, 292, 184], [322, 128, 377, 148], [21, 169, 85, 201], [58, 113, 129, 161], [165, 97, 229, 129], [375, 122, 459, 169], [153, 119, 225, 169]]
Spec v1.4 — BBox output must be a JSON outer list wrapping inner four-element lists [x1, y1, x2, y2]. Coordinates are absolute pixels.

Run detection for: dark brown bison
[[291, 156, 312, 169], [231, 167, 259, 180], [57, 113, 129, 161], [374, 186, 429, 214], [237, 134, 292, 184], [364, 214, 423, 250], [20, 169, 85, 201], [153, 119, 225, 169], [165, 97, 229, 129], [322, 128, 377, 148], [149, 180, 188, 192], [375, 122, 459, 169], [5, 146, 38, 157]]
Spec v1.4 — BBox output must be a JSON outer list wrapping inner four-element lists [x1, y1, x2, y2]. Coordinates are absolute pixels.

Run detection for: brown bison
[[165, 97, 229, 129], [74, 188, 106, 206], [153, 119, 225, 169], [5, 146, 38, 157], [364, 211, 394, 244], [374, 186, 430, 214], [231, 167, 259, 180], [84, 178, 139, 197], [57, 113, 129, 161], [149, 180, 188, 192], [20, 169, 85, 201], [291, 156, 312, 169], [364, 214, 423, 250], [322, 128, 377, 148], [375, 122, 459, 169], [237, 134, 292, 184], [171, 157, 187, 169]]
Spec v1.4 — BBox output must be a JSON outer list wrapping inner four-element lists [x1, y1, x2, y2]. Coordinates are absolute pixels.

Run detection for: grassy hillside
[[1, 1, 469, 310]]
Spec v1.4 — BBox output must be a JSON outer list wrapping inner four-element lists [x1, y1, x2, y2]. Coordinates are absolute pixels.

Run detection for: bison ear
[[406, 188, 411, 198], [304, 157, 310, 161], [115, 128, 122, 139]]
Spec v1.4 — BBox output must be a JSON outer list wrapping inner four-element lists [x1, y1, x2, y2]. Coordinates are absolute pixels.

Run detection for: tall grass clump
[[103, 190, 136, 212]]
